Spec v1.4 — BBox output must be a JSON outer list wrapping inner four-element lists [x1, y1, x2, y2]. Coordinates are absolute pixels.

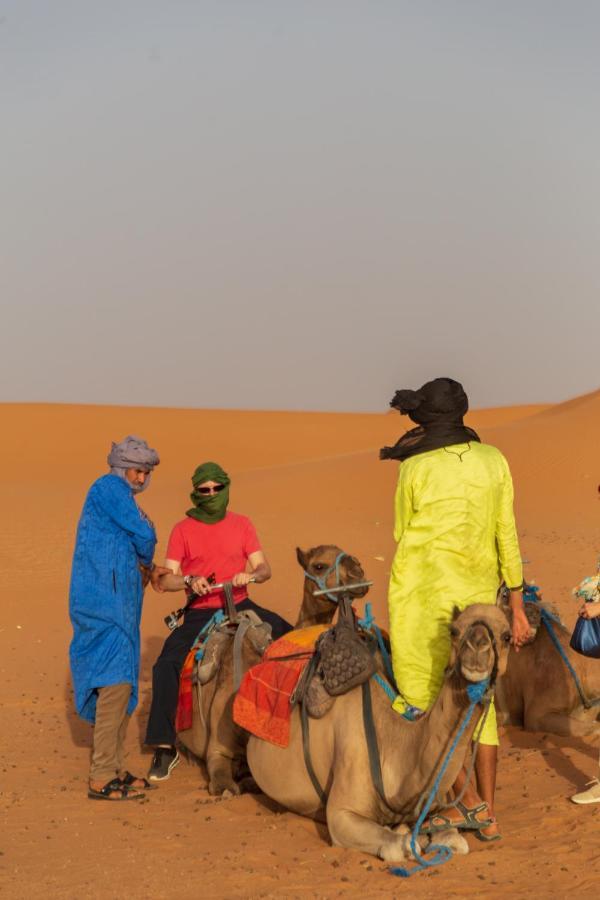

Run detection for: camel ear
[[296, 547, 309, 569], [451, 605, 461, 622]]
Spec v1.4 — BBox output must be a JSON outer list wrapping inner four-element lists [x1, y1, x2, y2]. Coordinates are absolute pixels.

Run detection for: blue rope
[[192, 610, 225, 661], [358, 602, 374, 630], [303, 551, 348, 603], [358, 602, 398, 689], [390, 679, 490, 878], [374, 672, 397, 703]]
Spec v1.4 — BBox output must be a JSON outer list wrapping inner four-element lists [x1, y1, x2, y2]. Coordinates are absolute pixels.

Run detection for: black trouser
[[144, 599, 292, 747]]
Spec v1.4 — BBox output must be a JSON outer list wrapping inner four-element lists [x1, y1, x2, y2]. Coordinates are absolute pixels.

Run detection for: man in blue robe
[[69, 435, 161, 800]]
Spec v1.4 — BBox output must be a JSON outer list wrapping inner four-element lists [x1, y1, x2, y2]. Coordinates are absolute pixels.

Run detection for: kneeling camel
[[177, 544, 367, 795], [496, 593, 600, 737], [247, 604, 511, 862]]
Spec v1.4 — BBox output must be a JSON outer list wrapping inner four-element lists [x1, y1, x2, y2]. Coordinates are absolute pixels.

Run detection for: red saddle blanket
[[175, 645, 198, 733], [233, 625, 329, 748]]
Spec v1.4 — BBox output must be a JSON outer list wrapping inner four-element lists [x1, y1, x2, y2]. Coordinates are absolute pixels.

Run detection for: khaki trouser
[[89, 683, 132, 785]]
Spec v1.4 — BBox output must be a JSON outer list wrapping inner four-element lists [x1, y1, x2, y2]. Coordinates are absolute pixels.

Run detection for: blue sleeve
[[92, 478, 157, 565]]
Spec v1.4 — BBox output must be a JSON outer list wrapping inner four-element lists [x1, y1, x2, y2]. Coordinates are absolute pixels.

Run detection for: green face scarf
[[186, 461, 231, 524]]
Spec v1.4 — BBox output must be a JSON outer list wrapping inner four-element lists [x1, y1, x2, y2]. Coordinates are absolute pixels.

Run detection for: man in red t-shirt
[[145, 461, 291, 782]]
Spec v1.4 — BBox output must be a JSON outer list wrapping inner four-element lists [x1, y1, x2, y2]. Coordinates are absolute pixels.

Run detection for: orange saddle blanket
[[233, 625, 328, 748]]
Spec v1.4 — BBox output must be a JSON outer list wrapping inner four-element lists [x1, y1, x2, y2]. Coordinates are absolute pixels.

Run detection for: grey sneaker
[[148, 748, 180, 782], [570, 778, 600, 805]]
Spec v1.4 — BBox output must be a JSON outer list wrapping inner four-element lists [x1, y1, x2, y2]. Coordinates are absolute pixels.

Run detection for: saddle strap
[[361, 679, 387, 806], [195, 676, 207, 730], [223, 582, 238, 622], [300, 695, 327, 806], [232, 615, 253, 692]]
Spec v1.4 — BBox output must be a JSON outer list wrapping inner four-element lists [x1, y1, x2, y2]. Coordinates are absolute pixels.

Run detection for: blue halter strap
[[303, 551, 349, 602]]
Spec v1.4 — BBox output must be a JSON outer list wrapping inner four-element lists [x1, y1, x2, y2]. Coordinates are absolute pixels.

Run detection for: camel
[[496, 593, 600, 737], [246, 604, 512, 862], [295, 545, 368, 627], [176, 544, 367, 795]]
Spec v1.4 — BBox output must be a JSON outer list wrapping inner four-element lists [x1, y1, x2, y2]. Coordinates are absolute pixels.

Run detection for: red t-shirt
[[166, 512, 262, 609]]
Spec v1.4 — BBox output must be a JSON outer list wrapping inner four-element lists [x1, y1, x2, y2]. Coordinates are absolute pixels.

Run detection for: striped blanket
[[233, 625, 329, 748]]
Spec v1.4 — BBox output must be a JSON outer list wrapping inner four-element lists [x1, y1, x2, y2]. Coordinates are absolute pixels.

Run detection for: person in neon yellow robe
[[382, 378, 531, 840]]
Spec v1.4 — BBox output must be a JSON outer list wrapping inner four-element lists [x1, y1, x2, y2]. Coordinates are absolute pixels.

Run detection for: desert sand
[[1, 396, 599, 899]]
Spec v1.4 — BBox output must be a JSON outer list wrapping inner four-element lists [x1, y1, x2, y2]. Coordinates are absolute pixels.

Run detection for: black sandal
[[88, 777, 145, 801], [120, 771, 157, 791]]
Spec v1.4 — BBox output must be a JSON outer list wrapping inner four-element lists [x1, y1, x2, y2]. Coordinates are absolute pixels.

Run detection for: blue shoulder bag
[[570, 608, 600, 659]]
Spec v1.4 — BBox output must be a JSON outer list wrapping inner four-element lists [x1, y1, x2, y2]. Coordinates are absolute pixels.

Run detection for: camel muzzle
[[457, 620, 500, 688]]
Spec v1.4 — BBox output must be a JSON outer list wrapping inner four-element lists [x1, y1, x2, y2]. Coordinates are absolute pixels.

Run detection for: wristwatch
[[183, 575, 195, 589]]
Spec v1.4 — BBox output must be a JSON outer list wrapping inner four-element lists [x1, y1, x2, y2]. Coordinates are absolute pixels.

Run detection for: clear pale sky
[[2, 2, 599, 412]]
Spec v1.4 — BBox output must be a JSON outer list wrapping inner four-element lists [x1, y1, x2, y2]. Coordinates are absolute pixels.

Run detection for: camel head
[[296, 545, 368, 601], [448, 604, 512, 686]]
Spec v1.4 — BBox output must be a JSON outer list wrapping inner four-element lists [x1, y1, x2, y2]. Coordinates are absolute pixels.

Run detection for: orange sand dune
[[1, 398, 599, 899]]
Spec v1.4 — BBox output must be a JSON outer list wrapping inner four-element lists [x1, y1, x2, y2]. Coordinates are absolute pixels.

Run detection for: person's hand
[[579, 602, 600, 619], [150, 565, 172, 593], [190, 576, 212, 595], [511, 607, 533, 652], [232, 572, 253, 587]]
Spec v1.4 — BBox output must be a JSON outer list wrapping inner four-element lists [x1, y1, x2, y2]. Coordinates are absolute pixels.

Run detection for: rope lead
[[390, 679, 490, 879]]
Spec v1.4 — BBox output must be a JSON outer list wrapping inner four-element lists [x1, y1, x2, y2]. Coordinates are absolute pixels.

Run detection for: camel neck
[[382, 673, 482, 816], [295, 586, 336, 628]]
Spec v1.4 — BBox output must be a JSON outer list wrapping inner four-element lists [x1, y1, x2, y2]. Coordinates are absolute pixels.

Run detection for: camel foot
[[425, 828, 469, 856], [208, 777, 241, 797], [378, 825, 468, 863], [378, 825, 427, 863], [237, 775, 261, 794]]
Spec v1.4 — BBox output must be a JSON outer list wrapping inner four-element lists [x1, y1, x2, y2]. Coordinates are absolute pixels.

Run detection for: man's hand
[[232, 572, 254, 587], [511, 607, 533, 651], [579, 602, 600, 620], [150, 565, 172, 593], [509, 590, 533, 652], [190, 576, 213, 596]]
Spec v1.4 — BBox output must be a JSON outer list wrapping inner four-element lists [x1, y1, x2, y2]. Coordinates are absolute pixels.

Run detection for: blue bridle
[[303, 551, 349, 603]]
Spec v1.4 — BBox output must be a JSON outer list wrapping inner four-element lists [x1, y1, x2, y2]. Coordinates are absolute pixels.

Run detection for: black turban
[[380, 377, 480, 461]]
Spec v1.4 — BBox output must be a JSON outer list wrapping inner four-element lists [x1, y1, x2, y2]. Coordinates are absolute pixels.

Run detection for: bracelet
[[183, 575, 195, 589]]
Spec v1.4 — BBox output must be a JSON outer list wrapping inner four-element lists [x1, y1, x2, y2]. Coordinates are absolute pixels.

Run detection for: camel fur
[[177, 544, 367, 795], [246, 604, 511, 862], [496, 594, 600, 737]]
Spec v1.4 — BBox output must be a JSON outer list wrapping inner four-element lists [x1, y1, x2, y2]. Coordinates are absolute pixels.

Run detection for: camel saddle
[[314, 596, 377, 696], [196, 611, 272, 690]]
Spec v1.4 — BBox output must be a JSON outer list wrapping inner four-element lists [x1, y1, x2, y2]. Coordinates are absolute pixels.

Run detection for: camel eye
[[450, 625, 459, 638], [313, 564, 326, 572], [502, 631, 511, 643]]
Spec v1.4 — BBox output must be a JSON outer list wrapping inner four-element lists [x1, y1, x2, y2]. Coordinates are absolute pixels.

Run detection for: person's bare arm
[[231, 550, 271, 587], [149, 564, 174, 592], [156, 559, 186, 592], [157, 559, 214, 596], [509, 589, 532, 651]]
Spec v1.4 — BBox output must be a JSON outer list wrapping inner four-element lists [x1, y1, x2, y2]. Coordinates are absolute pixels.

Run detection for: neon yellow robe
[[388, 442, 522, 745]]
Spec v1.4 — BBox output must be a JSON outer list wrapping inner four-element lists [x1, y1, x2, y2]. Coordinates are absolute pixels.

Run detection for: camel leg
[[526, 711, 600, 739], [206, 748, 240, 796], [327, 804, 468, 863], [327, 804, 413, 862]]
